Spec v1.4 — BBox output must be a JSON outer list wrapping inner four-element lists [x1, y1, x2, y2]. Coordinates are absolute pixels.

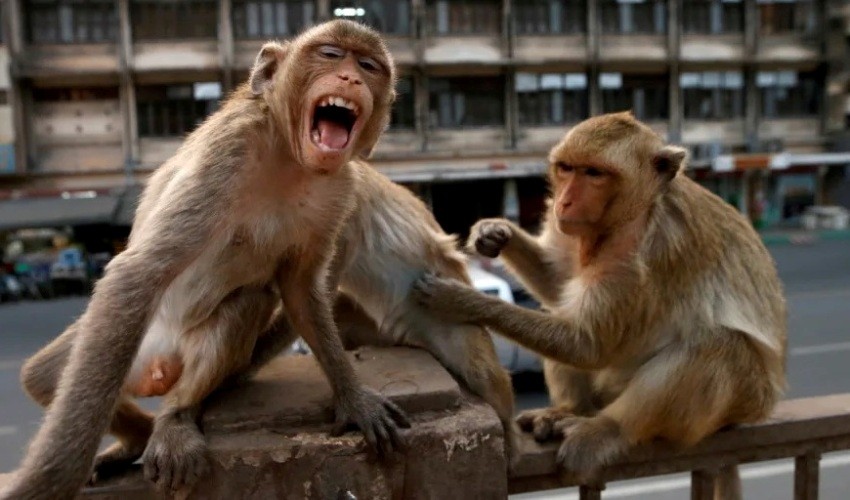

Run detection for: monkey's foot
[[516, 406, 581, 442], [331, 387, 411, 458], [89, 439, 148, 484], [468, 218, 514, 258], [142, 416, 209, 493], [555, 415, 626, 484]]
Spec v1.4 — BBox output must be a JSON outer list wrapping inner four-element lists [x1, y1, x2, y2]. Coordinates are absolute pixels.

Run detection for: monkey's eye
[[358, 56, 380, 72], [585, 167, 604, 178], [319, 45, 345, 59], [555, 162, 573, 174]]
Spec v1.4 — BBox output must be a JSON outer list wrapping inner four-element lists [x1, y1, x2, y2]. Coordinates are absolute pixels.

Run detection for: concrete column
[[505, 70, 517, 149], [5, 0, 28, 173], [118, 0, 138, 175], [587, 0, 601, 116], [219, 0, 234, 92], [743, 0, 759, 151], [503, 0, 513, 56], [415, 70, 429, 152], [316, 0, 331, 22], [667, 0, 681, 143]]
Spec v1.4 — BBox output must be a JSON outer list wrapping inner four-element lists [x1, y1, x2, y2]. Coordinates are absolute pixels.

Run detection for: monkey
[[3, 20, 410, 499], [332, 160, 519, 463], [411, 111, 787, 494]]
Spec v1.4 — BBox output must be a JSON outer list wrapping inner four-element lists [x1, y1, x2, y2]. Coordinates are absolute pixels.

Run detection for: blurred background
[[0, 0, 849, 498]]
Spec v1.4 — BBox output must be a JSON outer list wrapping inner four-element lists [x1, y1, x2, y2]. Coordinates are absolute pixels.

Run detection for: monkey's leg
[[396, 315, 517, 467], [516, 358, 596, 442], [143, 287, 276, 493], [552, 339, 762, 486], [19, 321, 154, 481]]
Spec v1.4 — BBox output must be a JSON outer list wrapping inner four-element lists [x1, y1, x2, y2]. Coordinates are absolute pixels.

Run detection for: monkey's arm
[[469, 219, 568, 305], [1, 172, 232, 500], [277, 247, 410, 457], [413, 273, 635, 370]]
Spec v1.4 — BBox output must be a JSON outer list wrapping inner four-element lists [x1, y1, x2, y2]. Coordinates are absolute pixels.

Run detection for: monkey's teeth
[[318, 96, 359, 116], [312, 129, 321, 143]]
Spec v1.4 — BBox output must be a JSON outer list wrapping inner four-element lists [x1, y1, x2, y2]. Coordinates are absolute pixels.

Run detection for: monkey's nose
[[338, 74, 362, 85]]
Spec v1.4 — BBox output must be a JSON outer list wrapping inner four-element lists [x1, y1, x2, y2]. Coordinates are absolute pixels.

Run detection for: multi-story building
[[0, 0, 848, 237]]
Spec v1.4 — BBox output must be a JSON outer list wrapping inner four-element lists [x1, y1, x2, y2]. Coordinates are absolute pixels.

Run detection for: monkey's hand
[[411, 272, 486, 323], [516, 406, 581, 442], [331, 386, 411, 458], [468, 218, 514, 258]]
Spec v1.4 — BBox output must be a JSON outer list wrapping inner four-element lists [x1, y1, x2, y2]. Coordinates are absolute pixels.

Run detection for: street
[[2, 239, 850, 499]]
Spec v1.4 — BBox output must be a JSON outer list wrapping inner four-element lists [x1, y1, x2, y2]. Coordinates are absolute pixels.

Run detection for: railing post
[[794, 452, 821, 500], [579, 484, 603, 500], [691, 469, 717, 500]]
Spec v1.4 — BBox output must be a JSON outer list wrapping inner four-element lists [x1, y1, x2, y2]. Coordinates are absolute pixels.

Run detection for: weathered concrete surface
[[0, 347, 507, 499]]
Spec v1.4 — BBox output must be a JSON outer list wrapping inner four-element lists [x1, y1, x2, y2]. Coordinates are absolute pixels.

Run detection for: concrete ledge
[[509, 393, 850, 494], [0, 347, 506, 499]]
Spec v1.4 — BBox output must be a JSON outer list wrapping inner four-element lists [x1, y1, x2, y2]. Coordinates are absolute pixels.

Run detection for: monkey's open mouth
[[311, 96, 360, 151]]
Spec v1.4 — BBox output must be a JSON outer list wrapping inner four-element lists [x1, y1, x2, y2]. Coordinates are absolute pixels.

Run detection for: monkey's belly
[[126, 354, 183, 397]]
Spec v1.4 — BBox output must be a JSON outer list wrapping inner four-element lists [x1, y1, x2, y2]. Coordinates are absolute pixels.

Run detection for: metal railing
[[509, 393, 850, 500]]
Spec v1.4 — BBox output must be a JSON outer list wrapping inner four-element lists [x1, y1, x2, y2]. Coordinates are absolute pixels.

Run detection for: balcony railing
[[509, 393, 850, 500]]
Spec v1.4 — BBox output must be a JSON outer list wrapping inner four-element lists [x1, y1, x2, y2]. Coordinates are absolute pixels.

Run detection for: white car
[[467, 264, 542, 374]]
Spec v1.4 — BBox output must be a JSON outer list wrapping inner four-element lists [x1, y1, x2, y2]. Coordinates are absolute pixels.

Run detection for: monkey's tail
[[714, 464, 742, 500]]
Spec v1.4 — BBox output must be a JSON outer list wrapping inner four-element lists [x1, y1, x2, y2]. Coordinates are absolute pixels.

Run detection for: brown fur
[[3, 20, 408, 499], [413, 112, 787, 494], [333, 161, 518, 464]]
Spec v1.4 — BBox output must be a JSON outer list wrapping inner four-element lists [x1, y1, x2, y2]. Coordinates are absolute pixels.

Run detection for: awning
[[0, 193, 121, 231]]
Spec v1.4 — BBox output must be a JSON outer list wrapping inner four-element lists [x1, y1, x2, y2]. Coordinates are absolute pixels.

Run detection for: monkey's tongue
[[317, 119, 350, 149]]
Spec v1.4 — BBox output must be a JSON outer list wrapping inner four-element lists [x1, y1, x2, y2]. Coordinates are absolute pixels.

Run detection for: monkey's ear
[[250, 41, 290, 96], [652, 145, 688, 182]]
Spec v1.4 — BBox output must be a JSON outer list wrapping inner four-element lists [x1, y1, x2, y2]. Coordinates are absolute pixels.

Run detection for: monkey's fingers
[[383, 399, 411, 429], [373, 420, 393, 457], [330, 417, 355, 437], [515, 410, 539, 432]]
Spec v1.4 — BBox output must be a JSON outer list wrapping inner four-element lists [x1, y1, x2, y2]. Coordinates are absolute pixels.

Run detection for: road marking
[[791, 341, 850, 357], [511, 452, 850, 499], [0, 426, 17, 437]]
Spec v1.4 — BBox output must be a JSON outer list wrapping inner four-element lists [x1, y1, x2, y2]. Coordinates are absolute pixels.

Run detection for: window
[[32, 87, 119, 101], [758, 70, 820, 118], [232, 0, 314, 39], [137, 82, 222, 137], [682, 0, 743, 34], [600, 0, 666, 35], [26, 0, 118, 43], [427, 0, 501, 35], [515, 0, 586, 35], [759, 0, 817, 35], [515, 73, 588, 126], [601, 73, 668, 120], [681, 71, 744, 120], [391, 77, 416, 129], [428, 77, 504, 128], [132, 0, 217, 40], [331, 0, 410, 35]]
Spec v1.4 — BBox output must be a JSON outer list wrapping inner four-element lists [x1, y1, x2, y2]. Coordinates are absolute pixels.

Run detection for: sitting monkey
[[413, 112, 787, 496]]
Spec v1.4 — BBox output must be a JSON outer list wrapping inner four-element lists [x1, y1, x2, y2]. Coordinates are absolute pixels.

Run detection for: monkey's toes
[[90, 441, 146, 484], [143, 424, 210, 492]]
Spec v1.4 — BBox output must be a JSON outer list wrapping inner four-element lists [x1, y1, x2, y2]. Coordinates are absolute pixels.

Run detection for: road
[[1, 239, 850, 499]]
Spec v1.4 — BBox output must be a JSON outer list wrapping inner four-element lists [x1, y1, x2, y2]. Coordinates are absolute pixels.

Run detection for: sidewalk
[[759, 228, 850, 246]]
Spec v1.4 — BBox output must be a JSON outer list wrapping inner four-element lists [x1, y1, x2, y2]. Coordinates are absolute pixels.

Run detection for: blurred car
[[0, 272, 23, 302], [467, 264, 542, 374], [50, 247, 91, 295]]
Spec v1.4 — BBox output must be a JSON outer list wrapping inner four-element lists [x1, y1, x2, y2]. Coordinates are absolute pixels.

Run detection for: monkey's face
[[549, 158, 617, 236], [285, 22, 395, 174]]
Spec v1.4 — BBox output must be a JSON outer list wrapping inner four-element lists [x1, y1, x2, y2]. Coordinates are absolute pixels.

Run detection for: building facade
[[0, 0, 848, 235]]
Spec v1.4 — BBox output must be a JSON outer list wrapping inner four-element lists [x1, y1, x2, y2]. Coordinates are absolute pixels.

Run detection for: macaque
[[4, 20, 409, 499], [412, 112, 787, 491], [334, 161, 518, 461]]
